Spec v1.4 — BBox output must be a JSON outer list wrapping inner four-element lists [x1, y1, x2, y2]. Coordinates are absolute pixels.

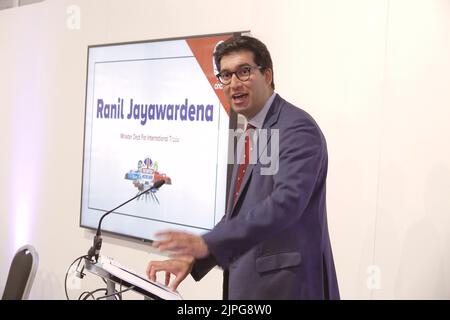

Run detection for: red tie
[[233, 123, 255, 206]]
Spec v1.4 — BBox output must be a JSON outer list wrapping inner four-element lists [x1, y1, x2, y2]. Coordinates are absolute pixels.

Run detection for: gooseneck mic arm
[[87, 180, 165, 262]]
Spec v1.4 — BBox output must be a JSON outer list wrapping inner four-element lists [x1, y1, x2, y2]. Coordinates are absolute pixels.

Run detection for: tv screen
[[80, 32, 239, 241]]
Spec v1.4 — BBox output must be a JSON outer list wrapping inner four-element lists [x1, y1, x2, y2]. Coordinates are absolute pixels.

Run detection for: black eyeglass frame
[[216, 65, 263, 85]]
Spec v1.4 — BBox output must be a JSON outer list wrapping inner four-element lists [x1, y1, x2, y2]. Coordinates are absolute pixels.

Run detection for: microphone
[[87, 180, 165, 262]]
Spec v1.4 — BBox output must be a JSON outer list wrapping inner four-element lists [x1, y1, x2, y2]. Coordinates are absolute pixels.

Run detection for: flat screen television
[[80, 32, 242, 241]]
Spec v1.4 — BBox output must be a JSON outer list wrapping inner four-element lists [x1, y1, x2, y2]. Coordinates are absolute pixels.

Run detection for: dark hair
[[214, 35, 275, 90]]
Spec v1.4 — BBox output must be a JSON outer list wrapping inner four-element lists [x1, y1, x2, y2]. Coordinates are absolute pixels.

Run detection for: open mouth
[[232, 93, 248, 104]]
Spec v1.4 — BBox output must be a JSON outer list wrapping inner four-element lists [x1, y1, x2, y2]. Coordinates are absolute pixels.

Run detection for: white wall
[[1, 0, 449, 299]]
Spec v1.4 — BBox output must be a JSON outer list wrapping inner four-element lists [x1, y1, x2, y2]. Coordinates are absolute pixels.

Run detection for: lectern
[[84, 256, 182, 300]]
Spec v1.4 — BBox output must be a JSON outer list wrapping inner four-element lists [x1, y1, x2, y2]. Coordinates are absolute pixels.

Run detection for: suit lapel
[[226, 163, 240, 218], [261, 94, 282, 130]]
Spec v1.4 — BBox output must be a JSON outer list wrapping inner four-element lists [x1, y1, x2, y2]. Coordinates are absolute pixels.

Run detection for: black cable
[[65, 255, 136, 300], [78, 290, 93, 300], [64, 255, 88, 300], [81, 288, 108, 300], [96, 286, 135, 300]]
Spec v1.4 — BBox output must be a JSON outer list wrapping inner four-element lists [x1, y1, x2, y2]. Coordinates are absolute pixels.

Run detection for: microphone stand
[[87, 180, 165, 263]]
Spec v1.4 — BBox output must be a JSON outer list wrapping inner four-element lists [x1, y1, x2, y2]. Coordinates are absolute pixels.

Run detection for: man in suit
[[147, 35, 340, 300]]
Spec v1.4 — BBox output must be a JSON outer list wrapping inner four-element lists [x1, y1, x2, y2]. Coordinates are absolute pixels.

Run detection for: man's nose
[[229, 73, 243, 88]]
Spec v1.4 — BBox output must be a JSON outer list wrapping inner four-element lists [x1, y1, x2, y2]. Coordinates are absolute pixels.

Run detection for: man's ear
[[264, 68, 273, 86]]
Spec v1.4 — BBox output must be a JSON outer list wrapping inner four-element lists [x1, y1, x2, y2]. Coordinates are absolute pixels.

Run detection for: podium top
[[87, 256, 182, 300]]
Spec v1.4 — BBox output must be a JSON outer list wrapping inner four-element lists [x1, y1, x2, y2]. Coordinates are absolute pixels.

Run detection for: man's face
[[220, 50, 273, 119]]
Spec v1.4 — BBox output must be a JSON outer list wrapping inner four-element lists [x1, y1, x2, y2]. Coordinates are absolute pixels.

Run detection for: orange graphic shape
[[187, 35, 233, 116]]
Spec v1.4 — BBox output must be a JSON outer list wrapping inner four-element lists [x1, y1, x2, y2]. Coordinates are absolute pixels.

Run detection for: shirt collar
[[247, 92, 276, 129]]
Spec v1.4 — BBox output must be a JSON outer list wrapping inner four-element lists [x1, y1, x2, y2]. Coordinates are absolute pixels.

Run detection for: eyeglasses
[[216, 65, 263, 85]]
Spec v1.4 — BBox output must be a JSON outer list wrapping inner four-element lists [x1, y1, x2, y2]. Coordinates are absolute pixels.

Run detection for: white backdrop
[[1, 0, 449, 299]]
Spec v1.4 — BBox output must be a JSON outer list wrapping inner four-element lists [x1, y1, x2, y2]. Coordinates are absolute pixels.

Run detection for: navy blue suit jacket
[[191, 94, 340, 300]]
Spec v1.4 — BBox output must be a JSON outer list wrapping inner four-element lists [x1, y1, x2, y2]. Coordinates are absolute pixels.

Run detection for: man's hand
[[146, 256, 194, 290], [152, 231, 209, 258]]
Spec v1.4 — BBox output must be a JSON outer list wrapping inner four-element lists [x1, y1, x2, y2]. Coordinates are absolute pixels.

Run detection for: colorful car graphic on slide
[[124, 157, 171, 193]]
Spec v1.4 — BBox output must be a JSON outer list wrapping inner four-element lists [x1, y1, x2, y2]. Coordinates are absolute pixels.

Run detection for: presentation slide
[[80, 34, 235, 241]]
